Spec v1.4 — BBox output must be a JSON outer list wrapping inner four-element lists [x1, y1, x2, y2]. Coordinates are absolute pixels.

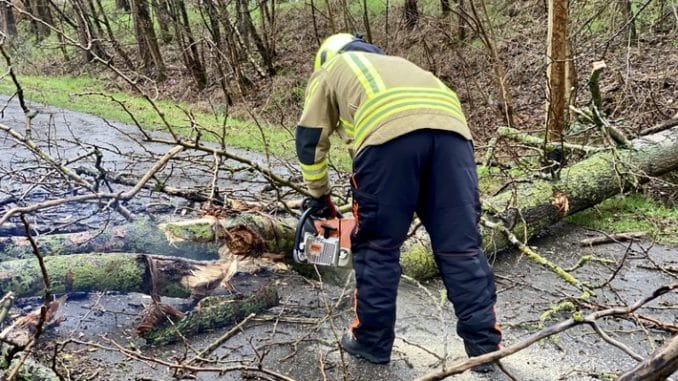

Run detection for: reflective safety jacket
[[296, 52, 472, 197]]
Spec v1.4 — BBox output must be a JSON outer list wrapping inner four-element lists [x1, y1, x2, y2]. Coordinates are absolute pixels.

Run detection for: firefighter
[[295, 33, 502, 372]]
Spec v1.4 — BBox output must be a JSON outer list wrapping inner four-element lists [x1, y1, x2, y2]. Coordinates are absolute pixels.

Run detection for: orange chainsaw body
[[298, 216, 355, 268], [311, 217, 355, 250]]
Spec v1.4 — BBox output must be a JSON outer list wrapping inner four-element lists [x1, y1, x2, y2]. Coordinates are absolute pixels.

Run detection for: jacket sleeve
[[295, 70, 339, 198]]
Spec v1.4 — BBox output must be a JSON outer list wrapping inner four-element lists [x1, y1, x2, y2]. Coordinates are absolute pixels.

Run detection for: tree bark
[[621, 0, 638, 47], [140, 284, 279, 345], [545, 0, 568, 143], [0, 253, 235, 299], [151, 0, 172, 43], [0, 219, 220, 261], [129, 0, 166, 81], [169, 0, 207, 89], [440, 0, 450, 16], [483, 126, 678, 251], [403, 0, 419, 29], [1, 2, 17, 38], [25, 0, 52, 41], [235, 0, 275, 76], [115, 0, 130, 11], [615, 333, 678, 381], [71, 0, 109, 62]]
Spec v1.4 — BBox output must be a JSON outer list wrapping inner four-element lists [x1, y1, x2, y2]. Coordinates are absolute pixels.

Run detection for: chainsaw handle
[[293, 207, 315, 263]]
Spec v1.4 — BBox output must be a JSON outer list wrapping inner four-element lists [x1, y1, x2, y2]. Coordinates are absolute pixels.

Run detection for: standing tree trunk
[[441, 0, 450, 16], [202, 0, 233, 107], [169, 0, 207, 90], [1, 2, 17, 38], [468, 0, 515, 127], [130, 0, 166, 81], [545, 0, 568, 146], [362, 0, 373, 42], [151, 0, 173, 43], [71, 0, 109, 62], [24, 0, 52, 41], [456, 0, 467, 40], [95, 0, 136, 71], [403, 0, 419, 29], [214, 0, 253, 93], [258, 0, 277, 58], [324, 0, 336, 33], [235, 0, 275, 76], [621, 0, 638, 46]]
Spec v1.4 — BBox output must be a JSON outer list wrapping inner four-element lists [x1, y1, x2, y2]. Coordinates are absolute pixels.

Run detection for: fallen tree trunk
[[482, 126, 678, 252], [2, 128, 676, 295], [163, 127, 678, 279], [0, 253, 239, 299], [0, 219, 220, 262]]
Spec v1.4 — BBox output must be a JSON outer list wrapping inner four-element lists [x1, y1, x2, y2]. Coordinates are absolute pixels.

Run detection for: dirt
[[1, 84, 677, 381]]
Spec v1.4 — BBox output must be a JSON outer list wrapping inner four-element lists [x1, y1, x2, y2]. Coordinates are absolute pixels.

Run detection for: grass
[[567, 194, 678, 246]]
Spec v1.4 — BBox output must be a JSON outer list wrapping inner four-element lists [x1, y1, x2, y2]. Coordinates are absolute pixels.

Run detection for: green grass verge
[[567, 194, 678, 246]]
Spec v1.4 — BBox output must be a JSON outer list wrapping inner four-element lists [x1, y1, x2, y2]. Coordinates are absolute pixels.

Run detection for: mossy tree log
[[140, 284, 279, 345], [163, 127, 678, 279], [159, 214, 296, 256], [0, 253, 236, 299], [0, 219, 220, 262], [482, 126, 678, 252]]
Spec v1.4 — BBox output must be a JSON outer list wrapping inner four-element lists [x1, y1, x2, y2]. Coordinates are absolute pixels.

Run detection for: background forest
[[2, 0, 677, 208]]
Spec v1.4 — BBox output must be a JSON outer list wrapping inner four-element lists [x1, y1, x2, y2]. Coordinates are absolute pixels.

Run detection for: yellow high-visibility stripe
[[343, 53, 386, 97], [300, 160, 328, 181], [340, 117, 355, 137], [354, 87, 462, 124], [354, 100, 467, 147]]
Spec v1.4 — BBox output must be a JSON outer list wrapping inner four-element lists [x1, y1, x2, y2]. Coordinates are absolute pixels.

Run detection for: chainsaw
[[292, 204, 355, 268]]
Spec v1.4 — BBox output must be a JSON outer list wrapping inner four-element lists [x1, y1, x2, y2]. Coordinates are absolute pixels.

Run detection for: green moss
[[161, 221, 216, 243], [158, 282, 192, 299], [0, 254, 147, 297], [46, 255, 146, 294], [401, 243, 439, 280], [567, 194, 678, 246], [539, 300, 576, 326], [143, 286, 278, 345]]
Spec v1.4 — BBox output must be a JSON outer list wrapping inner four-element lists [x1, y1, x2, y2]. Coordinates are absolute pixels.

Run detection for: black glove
[[303, 194, 337, 219]]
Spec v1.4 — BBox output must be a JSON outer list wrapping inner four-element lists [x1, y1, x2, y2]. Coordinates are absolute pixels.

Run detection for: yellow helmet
[[314, 33, 356, 71]]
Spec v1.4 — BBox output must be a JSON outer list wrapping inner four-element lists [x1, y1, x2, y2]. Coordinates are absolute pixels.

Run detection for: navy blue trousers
[[349, 129, 501, 359]]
